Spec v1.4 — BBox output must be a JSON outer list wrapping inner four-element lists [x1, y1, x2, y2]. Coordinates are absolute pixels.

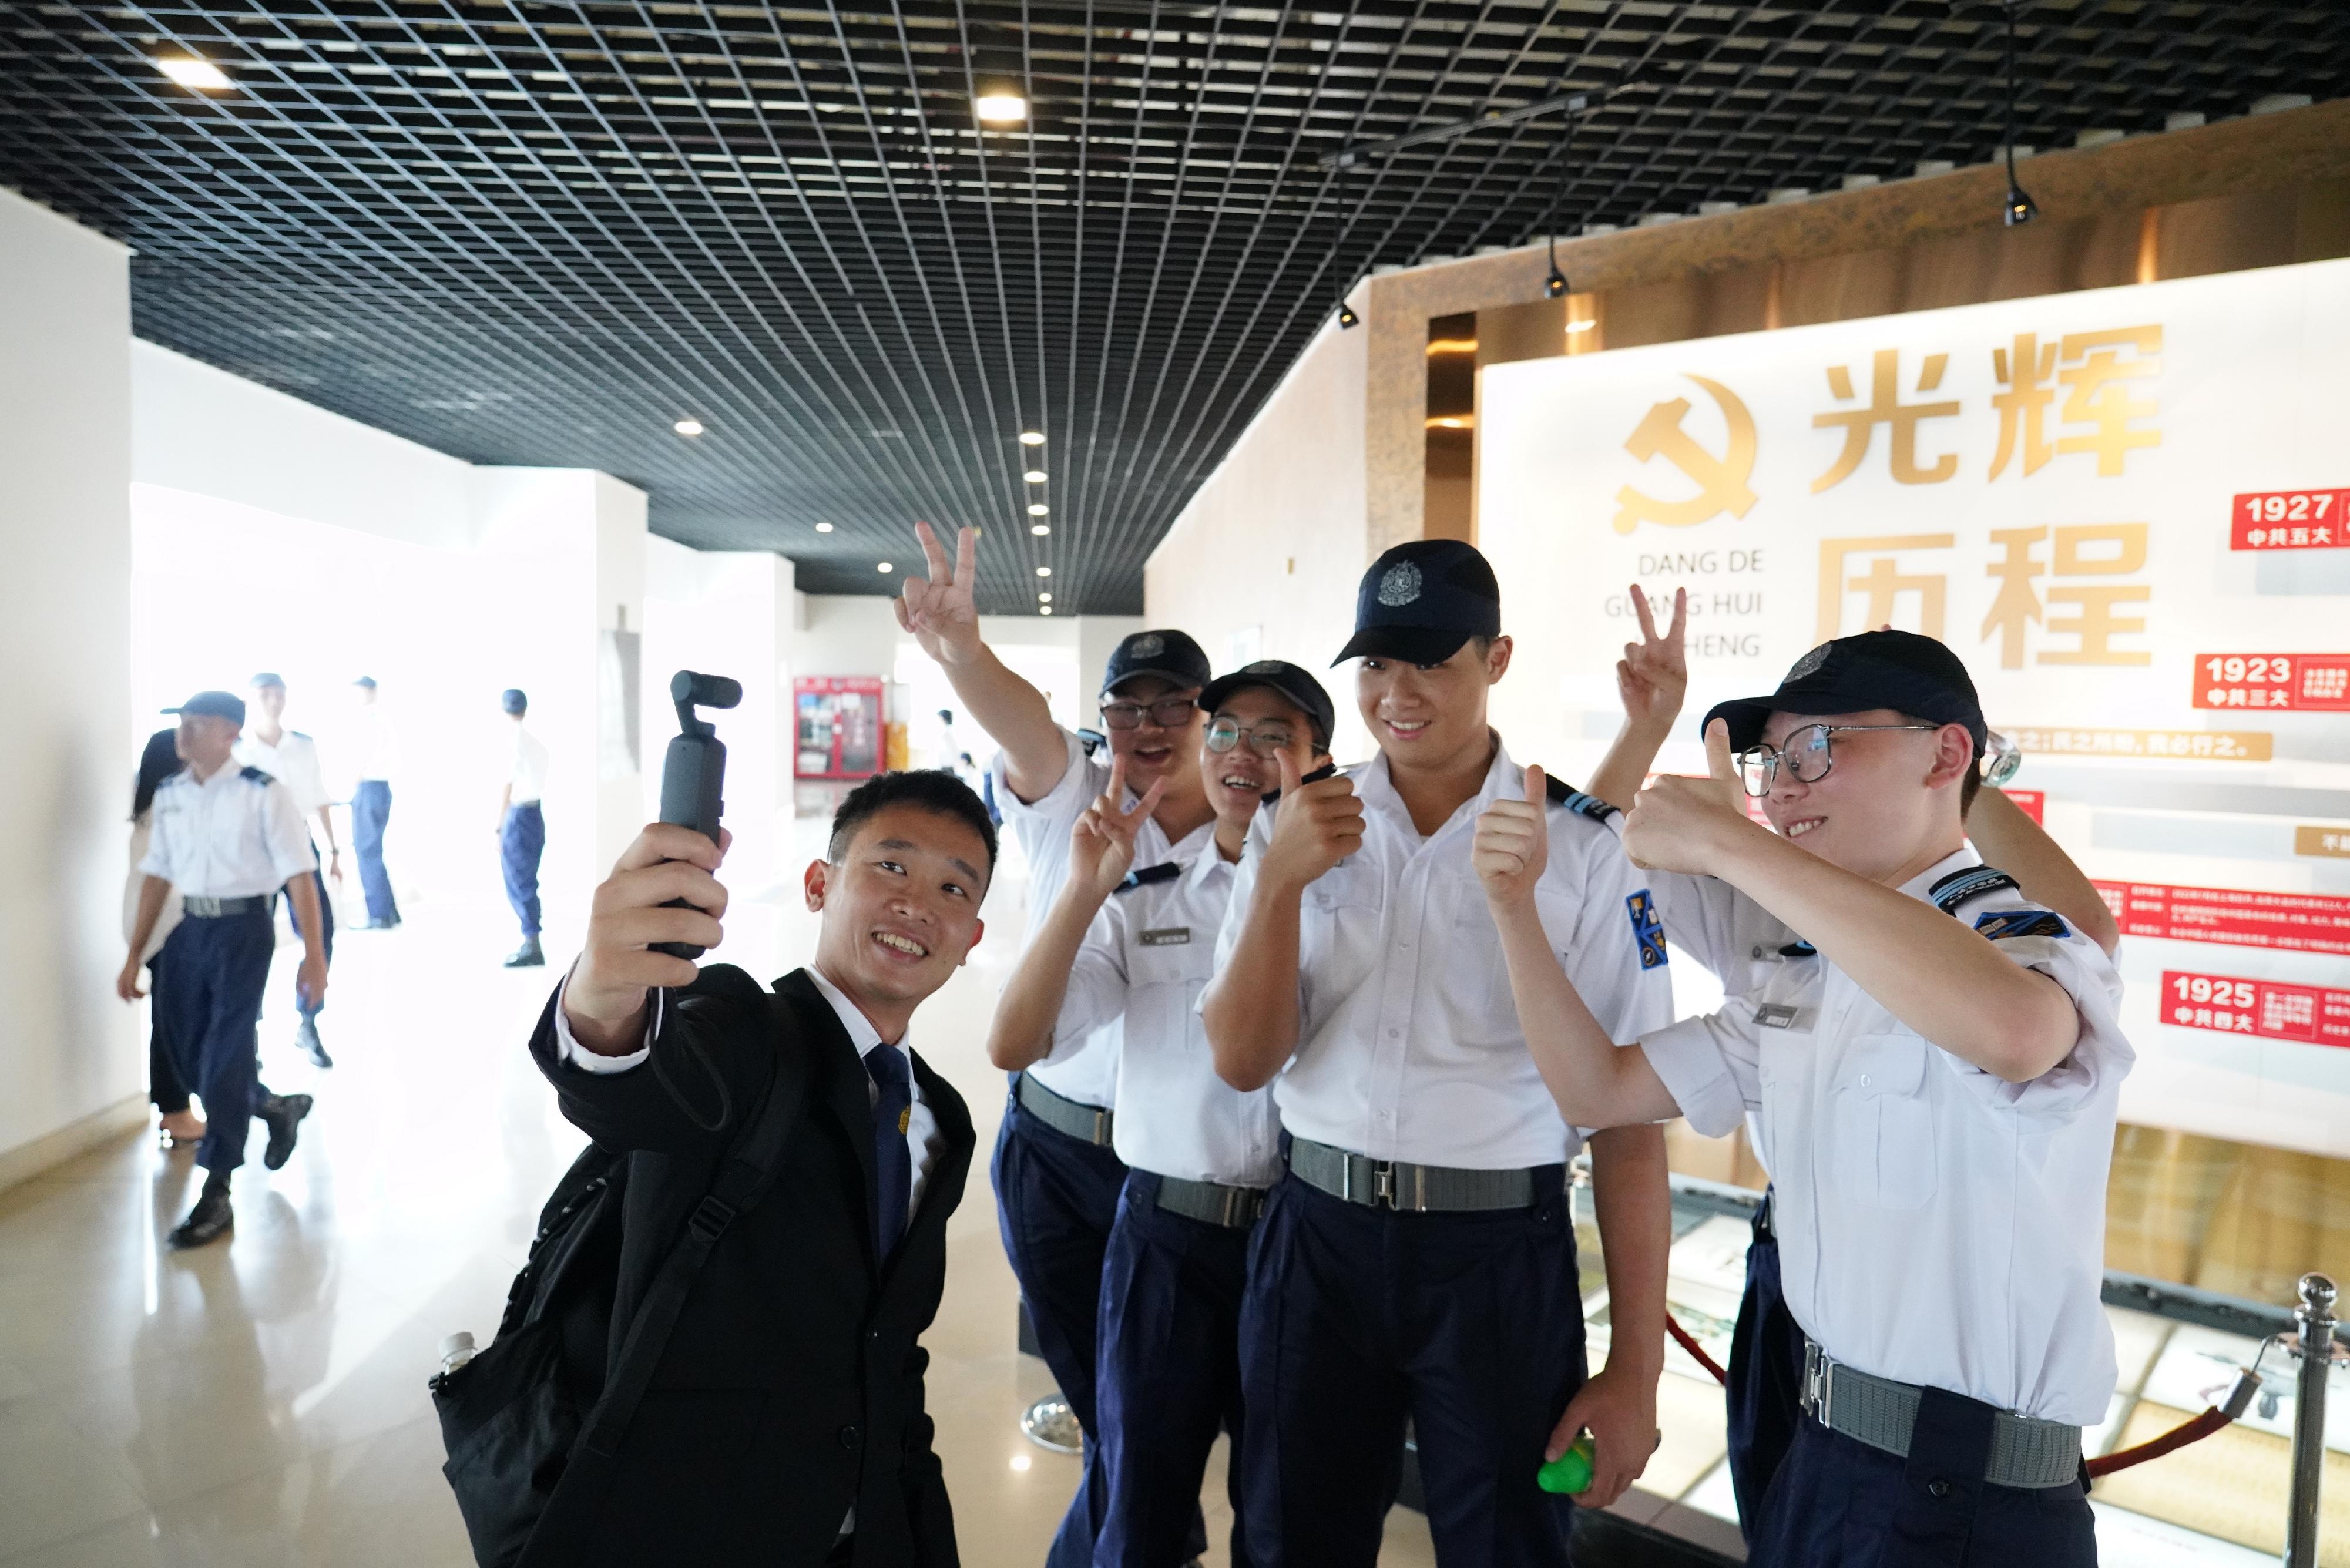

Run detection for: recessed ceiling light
[[1030, 524, 1050, 536], [1018, 431, 1045, 446], [1038, 592, 1053, 602], [159, 56, 232, 90], [1023, 470, 1048, 484], [1036, 566, 1052, 577], [877, 562, 894, 573], [1040, 606, 1053, 615], [976, 92, 1028, 125], [1028, 503, 1049, 516], [815, 522, 834, 532], [674, 418, 704, 435]]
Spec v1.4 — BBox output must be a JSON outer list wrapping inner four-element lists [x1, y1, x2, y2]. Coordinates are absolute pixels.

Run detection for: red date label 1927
[[2192, 653, 2350, 712], [2161, 970, 2350, 1047], [2231, 490, 2347, 550]]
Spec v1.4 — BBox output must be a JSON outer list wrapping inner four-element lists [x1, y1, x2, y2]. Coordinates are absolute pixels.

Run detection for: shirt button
[[1860, 1074, 1872, 1086], [1386, 1028, 1401, 1040], [838, 1425, 861, 1449], [1927, 1478, 1951, 1499]]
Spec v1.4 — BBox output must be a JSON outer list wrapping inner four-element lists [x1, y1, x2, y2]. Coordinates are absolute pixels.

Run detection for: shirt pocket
[[1301, 865, 1383, 1017], [1473, 884, 1578, 1018], [1830, 1032, 1939, 1210], [1127, 926, 1216, 990]]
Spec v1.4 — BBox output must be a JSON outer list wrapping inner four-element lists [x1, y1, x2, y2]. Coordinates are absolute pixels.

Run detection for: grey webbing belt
[[1287, 1136, 1536, 1213], [1801, 1340, 2082, 1489], [1154, 1176, 1267, 1228], [181, 894, 269, 918], [1015, 1072, 1114, 1146]]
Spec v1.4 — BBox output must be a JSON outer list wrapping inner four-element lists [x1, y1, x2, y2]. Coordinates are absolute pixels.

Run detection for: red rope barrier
[[2084, 1405, 2234, 1478], [1666, 1314, 1727, 1384]]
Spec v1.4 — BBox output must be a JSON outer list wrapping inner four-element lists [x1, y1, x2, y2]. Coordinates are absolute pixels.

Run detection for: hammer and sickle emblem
[[1610, 375, 1760, 535]]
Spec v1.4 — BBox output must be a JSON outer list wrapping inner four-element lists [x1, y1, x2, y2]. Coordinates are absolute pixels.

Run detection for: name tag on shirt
[[1754, 1002, 1817, 1031], [1139, 928, 1191, 947]]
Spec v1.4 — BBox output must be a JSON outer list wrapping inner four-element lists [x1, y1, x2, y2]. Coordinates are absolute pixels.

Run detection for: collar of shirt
[[1351, 730, 1520, 848], [1895, 846, 1982, 904], [804, 964, 904, 1069]]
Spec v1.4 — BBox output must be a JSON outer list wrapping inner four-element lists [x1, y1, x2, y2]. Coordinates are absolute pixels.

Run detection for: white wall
[[0, 189, 140, 1175]]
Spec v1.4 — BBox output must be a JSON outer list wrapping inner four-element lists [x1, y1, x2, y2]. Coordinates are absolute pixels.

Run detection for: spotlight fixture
[[1028, 503, 1049, 517], [1543, 229, 1569, 299], [158, 56, 231, 90], [976, 90, 1028, 125], [1031, 524, 1050, 536], [1019, 431, 1046, 446], [674, 418, 704, 436], [1023, 470, 1048, 484], [1337, 301, 1359, 330], [2000, 2, 2037, 227], [877, 562, 894, 573], [815, 522, 834, 532]]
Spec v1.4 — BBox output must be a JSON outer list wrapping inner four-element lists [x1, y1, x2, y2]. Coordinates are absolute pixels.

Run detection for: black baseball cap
[[164, 690, 246, 726], [1704, 630, 1988, 755], [1099, 629, 1211, 696], [501, 688, 528, 715], [1198, 660, 1337, 753], [1334, 539, 1502, 666]]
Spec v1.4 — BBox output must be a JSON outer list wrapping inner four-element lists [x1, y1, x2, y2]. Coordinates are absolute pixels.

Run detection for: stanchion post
[[2285, 1272, 2336, 1568]]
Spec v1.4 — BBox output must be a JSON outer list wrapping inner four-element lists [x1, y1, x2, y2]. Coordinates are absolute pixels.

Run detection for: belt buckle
[[1371, 1160, 1394, 1208], [1803, 1341, 1831, 1425], [1090, 1106, 1110, 1144]]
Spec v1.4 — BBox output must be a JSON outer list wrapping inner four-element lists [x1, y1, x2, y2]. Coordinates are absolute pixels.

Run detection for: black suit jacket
[[528, 965, 973, 1568]]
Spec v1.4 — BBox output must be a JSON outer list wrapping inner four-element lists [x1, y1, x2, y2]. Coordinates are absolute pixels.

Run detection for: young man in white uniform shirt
[[118, 691, 325, 1247], [894, 520, 1214, 1568], [1202, 540, 1678, 1568], [237, 671, 340, 1068], [498, 687, 552, 968], [1476, 630, 2128, 1567], [989, 661, 1337, 1568]]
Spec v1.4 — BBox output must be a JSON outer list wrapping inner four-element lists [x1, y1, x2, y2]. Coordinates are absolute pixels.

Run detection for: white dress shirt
[[1213, 736, 1676, 1170], [125, 814, 184, 962], [1639, 847, 2133, 1425], [1643, 858, 1805, 1170], [552, 967, 941, 1227], [235, 730, 333, 819], [992, 727, 1187, 1110], [1052, 840, 1280, 1188], [139, 763, 320, 900], [509, 724, 550, 806], [346, 707, 399, 786]]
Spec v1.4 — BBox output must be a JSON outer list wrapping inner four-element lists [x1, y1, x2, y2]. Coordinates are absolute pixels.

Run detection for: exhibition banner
[[1478, 257, 2350, 1156]]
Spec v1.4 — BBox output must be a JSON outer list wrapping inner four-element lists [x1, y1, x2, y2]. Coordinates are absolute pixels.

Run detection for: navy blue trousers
[[153, 911, 276, 1175], [992, 1084, 1129, 1568], [351, 780, 399, 923], [1726, 1194, 1805, 1536], [276, 865, 335, 1019], [1095, 1170, 1258, 1568], [146, 958, 190, 1113], [1753, 1410, 2096, 1568], [501, 801, 545, 936], [1238, 1167, 1587, 1568]]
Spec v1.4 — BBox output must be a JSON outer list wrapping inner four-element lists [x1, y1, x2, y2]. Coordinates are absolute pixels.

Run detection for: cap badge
[[1243, 660, 1283, 675], [1376, 560, 1423, 607], [1786, 642, 1832, 682], [1130, 633, 1165, 659]]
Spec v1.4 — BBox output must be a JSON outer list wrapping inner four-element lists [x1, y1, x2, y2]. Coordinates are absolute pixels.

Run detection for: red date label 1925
[[2191, 653, 2350, 712], [2231, 490, 2347, 550], [2161, 969, 2350, 1047]]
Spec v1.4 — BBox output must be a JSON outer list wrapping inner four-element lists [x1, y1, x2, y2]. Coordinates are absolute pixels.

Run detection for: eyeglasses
[[1099, 694, 1198, 730], [1982, 729, 2023, 787], [1733, 723, 1938, 797], [1205, 717, 1297, 757]]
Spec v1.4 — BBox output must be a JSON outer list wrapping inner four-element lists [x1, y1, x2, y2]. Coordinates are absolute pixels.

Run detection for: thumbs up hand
[[1622, 719, 1757, 874], [1473, 764, 1552, 909], [1261, 749, 1363, 893]]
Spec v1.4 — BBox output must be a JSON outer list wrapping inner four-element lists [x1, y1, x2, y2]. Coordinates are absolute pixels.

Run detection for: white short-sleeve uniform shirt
[[234, 730, 333, 819], [992, 727, 1201, 1110], [140, 764, 320, 900], [1213, 736, 1675, 1170], [1639, 847, 2133, 1426]]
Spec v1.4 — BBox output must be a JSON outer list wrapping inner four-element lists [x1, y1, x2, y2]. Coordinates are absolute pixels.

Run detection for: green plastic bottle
[[1536, 1433, 1597, 1495]]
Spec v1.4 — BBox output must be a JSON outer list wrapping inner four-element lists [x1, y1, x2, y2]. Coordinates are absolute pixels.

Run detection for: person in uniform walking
[[346, 674, 402, 929], [236, 672, 340, 1068], [497, 687, 549, 968], [1480, 630, 2127, 1567], [896, 519, 1213, 1568], [989, 660, 1337, 1568], [1580, 593, 2121, 1539], [127, 727, 197, 1145], [1202, 540, 1677, 1568], [117, 691, 321, 1248]]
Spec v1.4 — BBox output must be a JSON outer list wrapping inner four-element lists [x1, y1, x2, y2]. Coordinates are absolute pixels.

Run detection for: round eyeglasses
[[1732, 722, 1938, 797], [1204, 718, 1297, 757]]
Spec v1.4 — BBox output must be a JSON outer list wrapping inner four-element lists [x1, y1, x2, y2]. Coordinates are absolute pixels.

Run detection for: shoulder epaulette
[[1076, 728, 1106, 758], [1929, 864, 2020, 916], [1115, 862, 1182, 894], [1778, 939, 1817, 959], [239, 765, 275, 785], [1260, 761, 1341, 810], [290, 729, 312, 741], [1542, 773, 1617, 822]]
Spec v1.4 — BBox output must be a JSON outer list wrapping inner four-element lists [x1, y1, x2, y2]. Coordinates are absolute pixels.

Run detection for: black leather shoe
[[503, 937, 546, 968], [261, 1093, 313, 1170], [296, 1018, 333, 1069], [169, 1187, 234, 1248]]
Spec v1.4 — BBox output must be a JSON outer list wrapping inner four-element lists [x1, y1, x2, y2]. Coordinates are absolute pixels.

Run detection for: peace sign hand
[[1068, 756, 1169, 903], [1616, 584, 1688, 730], [893, 521, 982, 666]]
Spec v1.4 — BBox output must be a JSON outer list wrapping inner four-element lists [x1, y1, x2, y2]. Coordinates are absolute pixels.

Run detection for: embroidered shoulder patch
[[1625, 890, 1669, 970], [1973, 908, 2072, 942]]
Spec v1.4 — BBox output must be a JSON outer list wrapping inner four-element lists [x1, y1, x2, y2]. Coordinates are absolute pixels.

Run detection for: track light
[[1543, 229, 1569, 298], [1337, 301, 1359, 330], [2000, 2, 2037, 227]]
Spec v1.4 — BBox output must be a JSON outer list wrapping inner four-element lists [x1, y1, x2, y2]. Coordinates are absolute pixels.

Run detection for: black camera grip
[[652, 672, 738, 961]]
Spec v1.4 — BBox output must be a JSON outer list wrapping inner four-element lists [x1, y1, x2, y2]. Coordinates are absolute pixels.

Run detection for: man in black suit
[[531, 768, 993, 1567]]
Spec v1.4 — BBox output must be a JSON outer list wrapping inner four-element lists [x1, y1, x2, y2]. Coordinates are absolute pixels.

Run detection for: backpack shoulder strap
[[519, 1009, 810, 1564]]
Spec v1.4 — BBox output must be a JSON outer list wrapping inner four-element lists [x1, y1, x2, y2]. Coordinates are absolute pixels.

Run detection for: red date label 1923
[[2161, 970, 2350, 1047], [2231, 490, 2347, 550], [2191, 653, 2350, 712]]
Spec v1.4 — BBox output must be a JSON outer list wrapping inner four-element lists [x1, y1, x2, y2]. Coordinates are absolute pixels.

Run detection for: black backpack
[[431, 1035, 806, 1567]]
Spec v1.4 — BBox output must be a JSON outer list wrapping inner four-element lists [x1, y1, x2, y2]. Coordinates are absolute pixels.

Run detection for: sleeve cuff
[[552, 966, 661, 1073], [1639, 1016, 1751, 1138]]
